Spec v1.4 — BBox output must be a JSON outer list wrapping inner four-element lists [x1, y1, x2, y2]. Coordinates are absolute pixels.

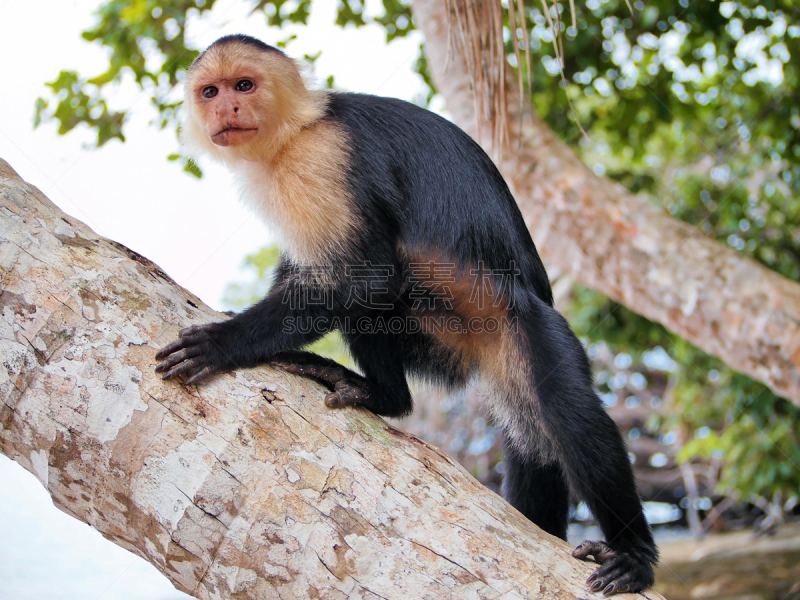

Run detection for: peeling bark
[[411, 0, 800, 407], [0, 160, 662, 600]]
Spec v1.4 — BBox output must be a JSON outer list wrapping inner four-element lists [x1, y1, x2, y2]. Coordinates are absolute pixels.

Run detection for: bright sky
[[0, 1, 428, 597]]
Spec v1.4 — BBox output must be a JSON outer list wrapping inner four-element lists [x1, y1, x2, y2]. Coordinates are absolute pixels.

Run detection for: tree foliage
[[34, 0, 417, 176], [36, 0, 800, 518], [518, 0, 800, 509]]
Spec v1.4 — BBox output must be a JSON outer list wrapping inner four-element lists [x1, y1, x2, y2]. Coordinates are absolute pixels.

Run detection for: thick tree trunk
[[0, 160, 661, 600], [411, 0, 800, 407]]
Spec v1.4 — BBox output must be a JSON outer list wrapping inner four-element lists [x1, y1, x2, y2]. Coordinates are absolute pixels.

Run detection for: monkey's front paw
[[155, 324, 230, 385], [270, 351, 374, 409], [573, 541, 654, 595]]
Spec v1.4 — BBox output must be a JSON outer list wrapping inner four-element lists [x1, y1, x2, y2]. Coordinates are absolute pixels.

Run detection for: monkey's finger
[[601, 582, 619, 596], [589, 564, 627, 592], [591, 555, 628, 579], [272, 361, 346, 385], [160, 357, 204, 380], [334, 379, 371, 400], [589, 578, 606, 593], [574, 541, 615, 564], [602, 572, 638, 596], [156, 335, 202, 360], [155, 346, 202, 372], [324, 390, 344, 408], [184, 366, 216, 386], [324, 390, 358, 409], [324, 380, 374, 408], [270, 361, 312, 376], [600, 579, 632, 596], [156, 324, 214, 359], [179, 324, 210, 337]]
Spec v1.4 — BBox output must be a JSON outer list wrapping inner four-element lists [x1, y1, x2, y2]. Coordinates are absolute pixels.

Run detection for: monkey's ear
[[295, 58, 319, 91]]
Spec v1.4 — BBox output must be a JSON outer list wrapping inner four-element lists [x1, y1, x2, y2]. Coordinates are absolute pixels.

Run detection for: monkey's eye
[[235, 79, 254, 92], [202, 86, 218, 99]]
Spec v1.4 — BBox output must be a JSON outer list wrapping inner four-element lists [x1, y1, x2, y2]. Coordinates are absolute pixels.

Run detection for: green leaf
[[183, 158, 202, 178]]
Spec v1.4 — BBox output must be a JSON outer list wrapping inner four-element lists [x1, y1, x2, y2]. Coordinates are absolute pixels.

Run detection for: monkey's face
[[181, 42, 318, 163], [187, 62, 265, 149]]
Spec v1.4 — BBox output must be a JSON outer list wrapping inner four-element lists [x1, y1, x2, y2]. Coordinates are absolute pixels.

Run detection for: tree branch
[[0, 158, 660, 599]]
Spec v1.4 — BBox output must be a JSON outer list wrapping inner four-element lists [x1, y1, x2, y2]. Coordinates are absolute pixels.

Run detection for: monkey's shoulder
[[323, 91, 471, 149], [271, 117, 350, 193]]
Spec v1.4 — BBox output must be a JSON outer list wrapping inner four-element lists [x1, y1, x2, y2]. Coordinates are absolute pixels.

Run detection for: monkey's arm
[[155, 262, 331, 384]]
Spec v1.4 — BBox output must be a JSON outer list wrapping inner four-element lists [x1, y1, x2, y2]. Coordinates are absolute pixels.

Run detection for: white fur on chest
[[234, 162, 350, 267], [235, 164, 295, 252]]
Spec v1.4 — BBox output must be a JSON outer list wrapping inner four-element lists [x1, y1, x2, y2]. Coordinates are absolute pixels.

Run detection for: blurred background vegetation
[[37, 0, 800, 537]]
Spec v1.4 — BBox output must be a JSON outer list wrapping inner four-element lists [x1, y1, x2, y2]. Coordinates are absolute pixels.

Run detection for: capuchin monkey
[[155, 34, 658, 594]]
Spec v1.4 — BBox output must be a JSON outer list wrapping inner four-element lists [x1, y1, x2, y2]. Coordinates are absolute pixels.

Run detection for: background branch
[[412, 0, 800, 407]]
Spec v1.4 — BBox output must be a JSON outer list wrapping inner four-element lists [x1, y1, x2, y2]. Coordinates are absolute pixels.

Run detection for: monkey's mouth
[[211, 127, 258, 146]]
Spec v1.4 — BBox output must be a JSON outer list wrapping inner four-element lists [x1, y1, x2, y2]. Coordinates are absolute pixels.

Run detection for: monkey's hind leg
[[501, 438, 570, 541], [499, 294, 657, 595], [270, 351, 374, 410]]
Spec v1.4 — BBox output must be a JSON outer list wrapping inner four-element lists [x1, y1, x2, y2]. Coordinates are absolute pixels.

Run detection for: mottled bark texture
[[0, 160, 665, 600], [411, 0, 800, 407]]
